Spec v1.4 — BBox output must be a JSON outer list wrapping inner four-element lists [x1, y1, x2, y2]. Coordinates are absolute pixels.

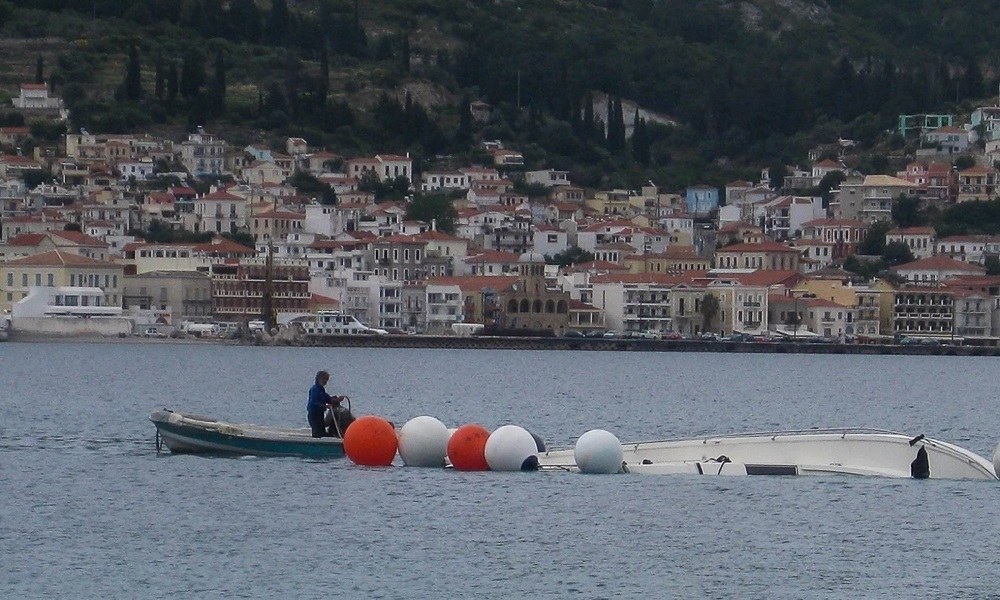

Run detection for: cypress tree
[[318, 44, 329, 110], [583, 92, 594, 140], [154, 51, 165, 100], [266, 0, 290, 46], [35, 55, 44, 84], [456, 94, 472, 145], [209, 49, 226, 117], [180, 50, 206, 100], [124, 43, 143, 101], [605, 93, 614, 149], [166, 60, 178, 103], [401, 34, 410, 73]]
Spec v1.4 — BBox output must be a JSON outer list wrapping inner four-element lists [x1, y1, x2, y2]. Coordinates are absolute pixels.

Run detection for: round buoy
[[398, 416, 450, 467], [574, 429, 623, 474], [447, 424, 491, 471], [484, 425, 538, 472], [343, 415, 398, 467]]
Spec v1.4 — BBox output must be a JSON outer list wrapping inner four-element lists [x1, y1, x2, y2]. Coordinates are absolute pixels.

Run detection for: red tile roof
[[423, 275, 517, 292], [2, 249, 118, 268], [716, 241, 799, 253], [895, 256, 986, 272]]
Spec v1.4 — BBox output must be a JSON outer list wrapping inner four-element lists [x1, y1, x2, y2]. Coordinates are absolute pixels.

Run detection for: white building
[[179, 128, 228, 177]]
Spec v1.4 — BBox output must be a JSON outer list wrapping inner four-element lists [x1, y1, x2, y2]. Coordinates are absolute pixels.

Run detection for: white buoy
[[484, 425, 539, 471], [397, 416, 450, 467], [574, 429, 624, 474]]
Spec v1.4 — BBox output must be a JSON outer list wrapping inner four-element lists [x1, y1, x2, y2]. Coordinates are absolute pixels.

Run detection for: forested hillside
[[0, 0, 998, 189]]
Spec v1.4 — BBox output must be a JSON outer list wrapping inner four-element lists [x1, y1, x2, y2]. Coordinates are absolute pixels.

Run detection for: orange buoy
[[446, 424, 491, 471], [343, 416, 398, 467]]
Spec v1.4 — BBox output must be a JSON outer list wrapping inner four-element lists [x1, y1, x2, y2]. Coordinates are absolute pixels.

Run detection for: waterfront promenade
[[290, 334, 1000, 357], [8, 330, 999, 356]]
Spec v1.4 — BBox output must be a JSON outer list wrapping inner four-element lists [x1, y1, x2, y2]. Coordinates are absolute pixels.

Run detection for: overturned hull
[[537, 429, 998, 480]]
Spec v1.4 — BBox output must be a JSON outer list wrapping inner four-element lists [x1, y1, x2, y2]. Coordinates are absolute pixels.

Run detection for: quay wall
[[294, 335, 1000, 357]]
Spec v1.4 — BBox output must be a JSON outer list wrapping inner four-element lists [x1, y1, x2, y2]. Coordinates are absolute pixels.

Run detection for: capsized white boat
[[536, 428, 999, 480]]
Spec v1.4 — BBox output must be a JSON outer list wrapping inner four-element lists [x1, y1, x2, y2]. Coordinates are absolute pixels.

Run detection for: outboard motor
[[910, 446, 930, 479], [324, 405, 355, 437]]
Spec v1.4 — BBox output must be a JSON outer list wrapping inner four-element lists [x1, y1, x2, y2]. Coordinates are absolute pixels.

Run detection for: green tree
[[954, 155, 976, 170], [124, 42, 142, 101], [858, 220, 892, 255], [892, 195, 924, 228], [154, 51, 165, 100], [843, 255, 884, 279], [882, 241, 915, 266], [317, 43, 329, 110], [456, 94, 472, 145], [266, 0, 290, 45], [546, 246, 594, 267], [406, 193, 458, 233], [180, 49, 205, 100], [700, 293, 720, 333], [166, 59, 178, 103], [208, 49, 226, 117], [985, 256, 1000, 276], [400, 34, 410, 73], [35, 54, 44, 84]]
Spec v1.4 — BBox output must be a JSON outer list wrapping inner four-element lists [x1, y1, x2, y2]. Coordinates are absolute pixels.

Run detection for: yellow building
[[1, 250, 124, 312]]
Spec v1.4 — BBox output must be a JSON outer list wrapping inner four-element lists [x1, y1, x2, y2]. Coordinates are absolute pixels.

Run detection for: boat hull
[[537, 429, 998, 480], [150, 409, 344, 458]]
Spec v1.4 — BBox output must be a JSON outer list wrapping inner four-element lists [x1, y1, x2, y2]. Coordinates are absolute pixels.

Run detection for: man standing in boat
[[307, 370, 345, 437]]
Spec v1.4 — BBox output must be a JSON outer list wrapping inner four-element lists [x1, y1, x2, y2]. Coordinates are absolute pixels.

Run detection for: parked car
[[629, 330, 659, 339], [602, 331, 618, 338], [585, 330, 606, 338], [699, 332, 718, 341], [564, 330, 585, 338], [143, 327, 166, 338], [920, 337, 941, 346], [662, 331, 682, 340], [899, 336, 920, 346]]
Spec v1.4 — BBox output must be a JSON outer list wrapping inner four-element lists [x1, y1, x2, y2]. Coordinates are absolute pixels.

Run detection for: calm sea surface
[[3, 342, 1000, 598]]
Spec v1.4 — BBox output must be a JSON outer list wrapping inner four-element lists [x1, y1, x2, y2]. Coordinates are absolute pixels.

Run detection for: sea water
[[3, 342, 1000, 598]]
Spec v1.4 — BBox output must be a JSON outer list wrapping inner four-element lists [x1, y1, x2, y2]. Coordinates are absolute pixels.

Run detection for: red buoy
[[343, 416, 398, 467], [446, 424, 491, 471]]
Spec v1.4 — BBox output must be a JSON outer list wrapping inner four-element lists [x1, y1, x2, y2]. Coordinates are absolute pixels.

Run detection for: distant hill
[[0, 0, 998, 190]]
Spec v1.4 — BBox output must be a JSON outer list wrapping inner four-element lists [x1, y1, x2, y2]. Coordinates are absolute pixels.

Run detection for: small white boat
[[150, 409, 345, 458], [537, 428, 999, 480]]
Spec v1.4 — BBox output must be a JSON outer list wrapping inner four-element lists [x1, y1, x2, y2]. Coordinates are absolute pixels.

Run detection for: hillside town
[[3, 82, 1000, 344]]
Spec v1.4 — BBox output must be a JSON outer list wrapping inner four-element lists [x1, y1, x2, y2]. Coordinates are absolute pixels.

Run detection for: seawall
[[291, 335, 1000, 357]]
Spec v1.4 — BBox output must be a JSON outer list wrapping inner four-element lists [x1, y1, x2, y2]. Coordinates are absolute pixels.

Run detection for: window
[[35, 273, 41, 286], [47, 274, 54, 286], [22, 273, 28, 286], [6, 273, 12, 286]]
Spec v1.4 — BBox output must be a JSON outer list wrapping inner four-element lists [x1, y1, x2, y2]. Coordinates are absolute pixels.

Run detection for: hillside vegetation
[[0, 0, 998, 190]]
